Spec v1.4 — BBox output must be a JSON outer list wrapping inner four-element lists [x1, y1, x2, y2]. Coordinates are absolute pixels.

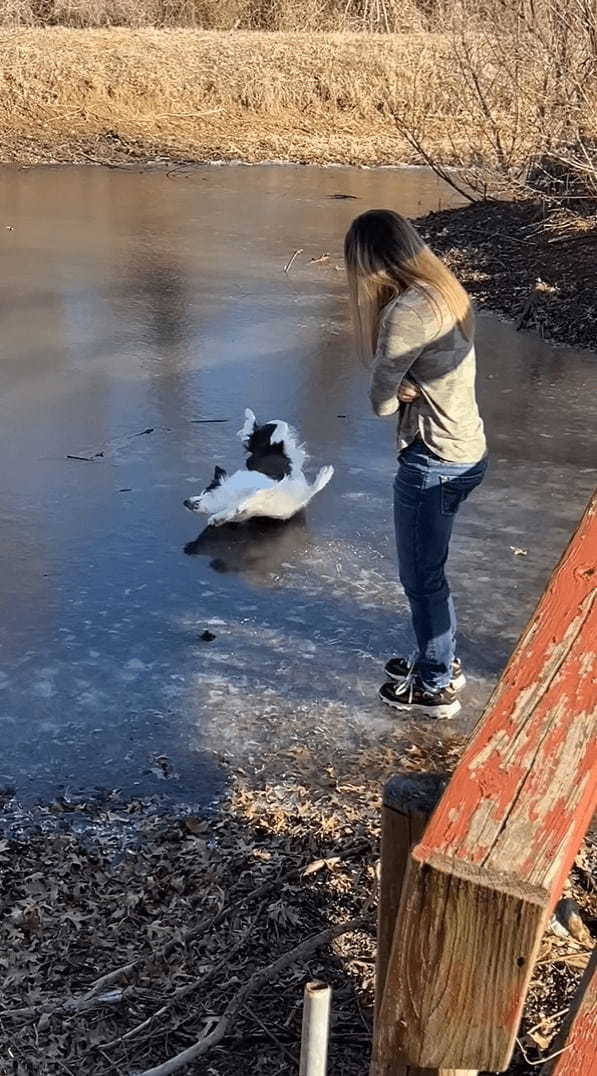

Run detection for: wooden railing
[[541, 948, 596, 1076], [371, 491, 597, 1076]]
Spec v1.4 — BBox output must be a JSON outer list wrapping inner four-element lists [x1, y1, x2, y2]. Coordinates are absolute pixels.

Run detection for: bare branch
[[134, 916, 368, 1076]]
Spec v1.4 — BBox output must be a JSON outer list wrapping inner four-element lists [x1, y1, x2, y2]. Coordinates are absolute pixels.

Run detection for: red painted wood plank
[[542, 948, 597, 1076], [378, 492, 597, 1072], [415, 490, 597, 902]]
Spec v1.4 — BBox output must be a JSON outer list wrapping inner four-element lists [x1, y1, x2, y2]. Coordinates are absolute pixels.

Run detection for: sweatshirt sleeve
[[369, 301, 429, 417]]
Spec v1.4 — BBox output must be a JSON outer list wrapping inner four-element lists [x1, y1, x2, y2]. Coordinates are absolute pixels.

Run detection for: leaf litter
[[0, 725, 593, 1075]]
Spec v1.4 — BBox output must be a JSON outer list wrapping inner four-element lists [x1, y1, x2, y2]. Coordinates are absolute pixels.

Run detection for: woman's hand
[[397, 378, 422, 404]]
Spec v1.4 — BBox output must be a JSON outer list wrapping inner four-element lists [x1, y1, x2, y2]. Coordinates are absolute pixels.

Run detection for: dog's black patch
[[245, 423, 280, 455], [246, 452, 291, 480], [244, 422, 292, 481]]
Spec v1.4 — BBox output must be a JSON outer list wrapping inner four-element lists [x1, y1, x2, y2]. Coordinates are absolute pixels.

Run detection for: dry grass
[[0, 0, 429, 32], [0, 28, 514, 167], [1, 23, 595, 181]]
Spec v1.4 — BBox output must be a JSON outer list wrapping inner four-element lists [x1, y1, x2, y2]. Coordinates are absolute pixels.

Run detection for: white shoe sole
[[379, 690, 462, 719], [385, 667, 466, 693]]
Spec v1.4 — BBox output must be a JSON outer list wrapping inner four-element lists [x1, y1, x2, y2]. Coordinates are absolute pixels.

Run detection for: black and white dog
[[184, 409, 333, 527]]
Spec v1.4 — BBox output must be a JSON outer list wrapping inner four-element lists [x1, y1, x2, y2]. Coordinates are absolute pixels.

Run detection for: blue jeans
[[394, 440, 488, 692]]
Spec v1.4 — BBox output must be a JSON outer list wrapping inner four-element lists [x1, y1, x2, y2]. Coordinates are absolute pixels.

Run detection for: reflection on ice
[[184, 514, 312, 585]]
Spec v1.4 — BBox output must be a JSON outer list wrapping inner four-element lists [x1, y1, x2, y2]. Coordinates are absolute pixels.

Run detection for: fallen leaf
[[554, 897, 594, 948], [303, 856, 340, 877], [184, 817, 208, 835], [528, 1027, 554, 1051]]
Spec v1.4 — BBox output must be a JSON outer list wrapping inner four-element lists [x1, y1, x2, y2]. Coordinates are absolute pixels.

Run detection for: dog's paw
[[208, 512, 233, 527], [313, 465, 334, 492]]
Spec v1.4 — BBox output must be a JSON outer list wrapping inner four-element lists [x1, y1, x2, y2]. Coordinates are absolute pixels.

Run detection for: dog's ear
[[204, 465, 228, 494]]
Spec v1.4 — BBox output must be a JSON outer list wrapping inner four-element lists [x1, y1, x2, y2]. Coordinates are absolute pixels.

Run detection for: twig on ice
[[283, 248, 303, 273]]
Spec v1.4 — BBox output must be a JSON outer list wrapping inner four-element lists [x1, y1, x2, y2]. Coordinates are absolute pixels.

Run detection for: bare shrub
[[0, 0, 37, 24], [49, 1, 154, 26], [391, 0, 597, 202], [340, 0, 427, 33], [240, 0, 337, 32]]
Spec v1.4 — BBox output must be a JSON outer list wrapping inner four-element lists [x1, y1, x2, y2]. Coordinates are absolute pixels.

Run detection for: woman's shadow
[[183, 512, 312, 587]]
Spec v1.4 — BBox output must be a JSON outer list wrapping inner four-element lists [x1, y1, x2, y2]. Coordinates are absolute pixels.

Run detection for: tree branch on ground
[[134, 916, 369, 1076]]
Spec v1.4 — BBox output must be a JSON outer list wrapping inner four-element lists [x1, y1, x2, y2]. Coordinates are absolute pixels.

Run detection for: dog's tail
[[269, 421, 307, 474], [238, 408, 256, 445], [308, 465, 334, 497], [284, 434, 307, 475]]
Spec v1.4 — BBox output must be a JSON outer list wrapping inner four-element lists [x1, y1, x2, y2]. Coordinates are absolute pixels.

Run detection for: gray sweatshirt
[[369, 287, 487, 464]]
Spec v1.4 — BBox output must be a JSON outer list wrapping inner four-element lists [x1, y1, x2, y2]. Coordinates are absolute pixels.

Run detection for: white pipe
[[299, 981, 332, 1076]]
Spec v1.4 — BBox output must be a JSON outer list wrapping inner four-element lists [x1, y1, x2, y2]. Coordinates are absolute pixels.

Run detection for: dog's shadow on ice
[[184, 513, 312, 586]]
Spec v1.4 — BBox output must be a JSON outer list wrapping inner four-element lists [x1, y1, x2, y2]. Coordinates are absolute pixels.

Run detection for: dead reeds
[[0, 0, 428, 31], [0, 29, 458, 167]]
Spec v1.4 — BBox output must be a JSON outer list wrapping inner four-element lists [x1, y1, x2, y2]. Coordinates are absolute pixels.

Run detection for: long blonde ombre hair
[[344, 209, 474, 364]]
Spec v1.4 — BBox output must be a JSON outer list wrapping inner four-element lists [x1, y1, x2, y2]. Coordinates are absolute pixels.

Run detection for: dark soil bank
[[418, 199, 597, 351]]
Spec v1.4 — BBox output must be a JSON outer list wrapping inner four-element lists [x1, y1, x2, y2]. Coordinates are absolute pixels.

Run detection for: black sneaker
[[384, 656, 465, 692], [379, 677, 461, 719]]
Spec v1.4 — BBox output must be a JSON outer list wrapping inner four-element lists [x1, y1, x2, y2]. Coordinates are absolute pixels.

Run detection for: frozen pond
[[0, 164, 594, 811]]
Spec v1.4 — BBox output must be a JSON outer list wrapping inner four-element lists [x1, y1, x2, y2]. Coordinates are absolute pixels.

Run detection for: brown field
[[1, 17, 596, 194], [0, 28, 519, 168]]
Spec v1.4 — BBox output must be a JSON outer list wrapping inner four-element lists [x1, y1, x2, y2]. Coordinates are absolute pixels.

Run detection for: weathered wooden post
[[372, 775, 446, 1034], [371, 773, 477, 1076], [377, 492, 597, 1073]]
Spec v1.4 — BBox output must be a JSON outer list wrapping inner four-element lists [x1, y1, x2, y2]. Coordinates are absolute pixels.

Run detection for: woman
[[345, 210, 487, 718]]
